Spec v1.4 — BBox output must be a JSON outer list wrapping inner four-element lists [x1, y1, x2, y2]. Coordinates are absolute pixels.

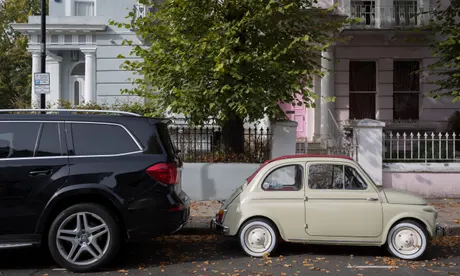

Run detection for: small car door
[[254, 162, 306, 240], [0, 121, 69, 236], [304, 161, 384, 238]]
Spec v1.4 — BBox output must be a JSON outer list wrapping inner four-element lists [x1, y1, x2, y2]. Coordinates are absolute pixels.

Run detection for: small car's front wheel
[[239, 218, 279, 257], [48, 203, 121, 272], [386, 220, 428, 260]]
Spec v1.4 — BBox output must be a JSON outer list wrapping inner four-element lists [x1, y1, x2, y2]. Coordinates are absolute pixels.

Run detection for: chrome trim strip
[[0, 151, 144, 161], [69, 151, 144, 158], [288, 239, 378, 244], [0, 243, 34, 249], [0, 109, 141, 117], [306, 198, 380, 201], [252, 198, 304, 201]]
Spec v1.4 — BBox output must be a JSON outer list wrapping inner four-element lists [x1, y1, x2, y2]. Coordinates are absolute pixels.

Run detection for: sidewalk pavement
[[181, 199, 460, 236]]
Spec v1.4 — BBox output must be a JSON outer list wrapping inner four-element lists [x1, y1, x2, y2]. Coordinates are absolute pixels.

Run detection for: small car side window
[[308, 164, 344, 189], [262, 165, 303, 191], [344, 166, 368, 190]]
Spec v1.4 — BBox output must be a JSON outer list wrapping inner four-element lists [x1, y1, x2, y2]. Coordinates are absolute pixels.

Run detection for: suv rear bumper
[[125, 192, 191, 241]]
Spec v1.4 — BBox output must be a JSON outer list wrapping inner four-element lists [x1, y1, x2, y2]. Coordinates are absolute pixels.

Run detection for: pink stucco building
[[279, 0, 460, 149]]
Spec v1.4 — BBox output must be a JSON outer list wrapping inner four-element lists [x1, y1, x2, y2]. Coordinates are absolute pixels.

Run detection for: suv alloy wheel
[[48, 203, 121, 272]]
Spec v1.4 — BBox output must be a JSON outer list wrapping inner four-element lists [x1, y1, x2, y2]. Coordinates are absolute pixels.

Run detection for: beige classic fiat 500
[[211, 154, 441, 260]]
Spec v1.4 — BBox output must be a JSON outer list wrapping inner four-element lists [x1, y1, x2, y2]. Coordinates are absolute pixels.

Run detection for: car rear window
[[71, 123, 140, 156]]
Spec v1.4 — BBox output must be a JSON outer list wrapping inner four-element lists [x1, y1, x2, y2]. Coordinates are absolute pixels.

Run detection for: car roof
[[246, 154, 354, 183], [271, 154, 353, 162], [0, 111, 170, 125]]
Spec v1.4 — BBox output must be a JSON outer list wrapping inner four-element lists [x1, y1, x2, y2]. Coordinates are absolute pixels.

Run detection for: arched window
[[71, 63, 85, 76]]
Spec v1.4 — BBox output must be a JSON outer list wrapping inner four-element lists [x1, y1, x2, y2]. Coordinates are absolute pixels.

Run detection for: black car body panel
[[0, 112, 189, 246]]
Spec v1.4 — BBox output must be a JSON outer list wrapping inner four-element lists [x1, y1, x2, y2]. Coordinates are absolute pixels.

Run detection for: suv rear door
[[155, 122, 184, 195], [0, 121, 69, 236]]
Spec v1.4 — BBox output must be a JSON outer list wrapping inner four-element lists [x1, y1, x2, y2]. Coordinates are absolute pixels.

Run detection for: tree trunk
[[221, 116, 245, 154]]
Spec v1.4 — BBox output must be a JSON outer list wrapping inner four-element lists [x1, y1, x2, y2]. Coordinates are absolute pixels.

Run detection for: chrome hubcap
[[56, 212, 110, 266], [244, 226, 272, 254], [392, 227, 422, 255]]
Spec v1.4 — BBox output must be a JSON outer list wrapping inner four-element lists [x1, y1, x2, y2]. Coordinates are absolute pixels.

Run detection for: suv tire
[[47, 203, 121, 272]]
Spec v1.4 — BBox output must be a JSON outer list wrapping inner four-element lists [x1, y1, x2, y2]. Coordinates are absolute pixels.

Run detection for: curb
[[177, 227, 215, 235], [175, 216, 215, 235], [441, 223, 460, 237]]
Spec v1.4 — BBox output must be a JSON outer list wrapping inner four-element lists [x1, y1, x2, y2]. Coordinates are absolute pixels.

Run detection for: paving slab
[[430, 199, 460, 236]]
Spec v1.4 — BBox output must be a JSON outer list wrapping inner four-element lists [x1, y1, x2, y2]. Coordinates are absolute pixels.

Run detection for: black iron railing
[[168, 125, 272, 163]]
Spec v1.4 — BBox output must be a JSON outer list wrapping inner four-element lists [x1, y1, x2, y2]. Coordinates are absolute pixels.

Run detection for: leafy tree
[[0, 0, 43, 109], [425, 0, 460, 102], [111, 0, 350, 153]]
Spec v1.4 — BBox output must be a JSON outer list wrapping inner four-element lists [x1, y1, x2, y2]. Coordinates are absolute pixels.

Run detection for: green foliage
[[425, 0, 460, 102], [9, 98, 164, 117], [447, 110, 460, 134], [57, 100, 163, 117], [0, 0, 43, 109], [110, 0, 352, 125]]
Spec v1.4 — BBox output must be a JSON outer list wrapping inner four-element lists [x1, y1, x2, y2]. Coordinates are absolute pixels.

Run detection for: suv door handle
[[366, 197, 379, 201], [29, 169, 53, 177]]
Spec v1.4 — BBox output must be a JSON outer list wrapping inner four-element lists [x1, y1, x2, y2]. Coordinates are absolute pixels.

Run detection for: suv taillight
[[146, 163, 178, 185]]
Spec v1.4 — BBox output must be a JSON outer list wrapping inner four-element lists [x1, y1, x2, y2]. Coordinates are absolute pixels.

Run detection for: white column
[[45, 54, 63, 106], [270, 120, 298, 158], [82, 49, 96, 103], [31, 52, 41, 108], [319, 47, 335, 141], [313, 75, 321, 141], [307, 101, 315, 142], [353, 119, 386, 186]]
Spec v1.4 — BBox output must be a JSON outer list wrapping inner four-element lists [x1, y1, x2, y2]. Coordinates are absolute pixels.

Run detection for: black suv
[[0, 109, 190, 272]]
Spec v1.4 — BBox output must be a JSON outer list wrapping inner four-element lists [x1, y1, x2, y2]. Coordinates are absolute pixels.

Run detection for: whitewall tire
[[386, 220, 428, 260], [239, 218, 279, 257]]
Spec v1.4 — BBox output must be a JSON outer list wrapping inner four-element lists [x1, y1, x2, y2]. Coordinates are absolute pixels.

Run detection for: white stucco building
[[12, 0, 145, 107], [11, 0, 460, 149]]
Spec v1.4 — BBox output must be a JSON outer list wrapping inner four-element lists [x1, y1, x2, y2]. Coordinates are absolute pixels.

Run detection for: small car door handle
[[366, 197, 379, 201], [29, 169, 53, 177]]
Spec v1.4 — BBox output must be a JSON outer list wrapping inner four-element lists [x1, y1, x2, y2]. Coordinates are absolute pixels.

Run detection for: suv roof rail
[[0, 109, 142, 117]]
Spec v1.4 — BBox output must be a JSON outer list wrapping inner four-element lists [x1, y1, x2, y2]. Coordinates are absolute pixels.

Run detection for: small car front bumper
[[210, 218, 229, 234]]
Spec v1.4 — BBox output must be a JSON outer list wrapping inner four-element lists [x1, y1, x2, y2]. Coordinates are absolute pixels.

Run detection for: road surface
[[0, 234, 459, 275]]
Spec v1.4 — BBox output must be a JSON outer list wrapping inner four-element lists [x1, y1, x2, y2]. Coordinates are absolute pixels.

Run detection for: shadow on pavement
[[0, 235, 458, 272]]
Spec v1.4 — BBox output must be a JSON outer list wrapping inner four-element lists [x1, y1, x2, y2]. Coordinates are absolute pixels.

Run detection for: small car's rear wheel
[[239, 218, 279, 257], [48, 203, 121, 272], [386, 220, 428, 260]]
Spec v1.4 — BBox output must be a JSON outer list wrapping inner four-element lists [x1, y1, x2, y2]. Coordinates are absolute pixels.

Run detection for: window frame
[[67, 0, 96, 16], [349, 60, 377, 120], [0, 121, 65, 160], [306, 161, 371, 191], [260, 164, 304, 192], [393, 60, 421, 120], [34, 122, 65, 157], [67, 121, 143, 157]]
